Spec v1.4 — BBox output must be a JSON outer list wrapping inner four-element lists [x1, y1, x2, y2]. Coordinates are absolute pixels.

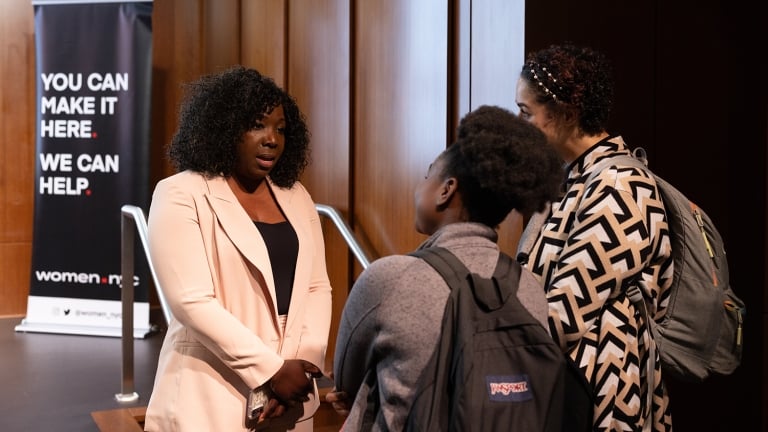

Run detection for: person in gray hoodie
[[327, 105, 564, 431]]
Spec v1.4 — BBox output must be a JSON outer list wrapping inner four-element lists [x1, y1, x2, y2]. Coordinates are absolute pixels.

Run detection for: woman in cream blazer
[[144, 66, 332, 432]]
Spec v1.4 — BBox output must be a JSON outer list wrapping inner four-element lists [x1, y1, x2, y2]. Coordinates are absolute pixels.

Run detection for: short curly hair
[[520, 43, 614, 135], [442, 105, 563, 226], [168, 66, 310, 188]]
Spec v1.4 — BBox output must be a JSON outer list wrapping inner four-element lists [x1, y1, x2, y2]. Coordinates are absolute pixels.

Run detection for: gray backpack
[[589, 147, 746, 383]]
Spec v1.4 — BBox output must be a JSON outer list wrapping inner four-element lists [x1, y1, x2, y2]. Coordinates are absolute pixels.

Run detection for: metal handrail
[[315, 204, 371, 270], [123, 205, 174, 324], [117, 203, 369, 402]]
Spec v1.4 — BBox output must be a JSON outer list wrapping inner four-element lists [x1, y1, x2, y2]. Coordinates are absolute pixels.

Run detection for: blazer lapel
[[204, 177, 276, 298], [205, 177, 315, 335]]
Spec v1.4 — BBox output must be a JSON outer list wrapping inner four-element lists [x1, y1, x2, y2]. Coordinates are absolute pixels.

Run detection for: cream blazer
[[143, 171, 332, 432]]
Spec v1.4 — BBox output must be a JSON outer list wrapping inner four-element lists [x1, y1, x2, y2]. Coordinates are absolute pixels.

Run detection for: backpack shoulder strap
[[489, 252, 522, 306], [409, 247, 521, 311], [585, 147, 656, 425], [587, 146, 651, 185], [409, 247, 469, 292]]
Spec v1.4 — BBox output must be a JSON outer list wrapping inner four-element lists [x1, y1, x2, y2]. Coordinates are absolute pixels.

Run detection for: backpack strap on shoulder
[[586, 146, 649, 186], [409, 247, 469, 290], [409, 247, 521, 312], [586, 146, 656, 429], [489, 252, 522, 307]]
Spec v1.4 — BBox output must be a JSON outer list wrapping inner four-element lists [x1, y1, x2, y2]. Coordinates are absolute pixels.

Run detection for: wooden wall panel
[[150, 0, 207, 182], [288, 0, 351, 211], [169, 2, 206, 86], [354, 0, 449, 259], [0, 0, 35, 315], [288, 0, 351, 373], [0, 245, 32, 316], [241, 0, 287, 86], [203, 0, 240, 73], [148, 1, 174, 182]]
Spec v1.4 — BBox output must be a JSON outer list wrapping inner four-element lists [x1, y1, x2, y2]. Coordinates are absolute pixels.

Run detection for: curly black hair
[[520, 43, 614, 135], [168, 65, 310, 188], [442, 105, 563, 227]]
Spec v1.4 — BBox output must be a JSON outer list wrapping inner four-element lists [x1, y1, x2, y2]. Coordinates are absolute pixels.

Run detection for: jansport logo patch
[[486, 375, 532, 402]]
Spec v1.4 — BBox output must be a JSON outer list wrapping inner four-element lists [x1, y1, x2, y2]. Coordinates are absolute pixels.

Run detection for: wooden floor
[[0, 316, 345, 432]]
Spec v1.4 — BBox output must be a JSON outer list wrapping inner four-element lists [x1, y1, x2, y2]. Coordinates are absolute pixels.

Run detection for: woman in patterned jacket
[[515, 44, 674, 431]]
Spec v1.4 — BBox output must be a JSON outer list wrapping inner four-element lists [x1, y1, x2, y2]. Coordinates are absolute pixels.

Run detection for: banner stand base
[[15, 319, 154, 339]]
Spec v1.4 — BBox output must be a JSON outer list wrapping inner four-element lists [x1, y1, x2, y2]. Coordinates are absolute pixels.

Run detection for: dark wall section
[[525, 1, 767, 431]]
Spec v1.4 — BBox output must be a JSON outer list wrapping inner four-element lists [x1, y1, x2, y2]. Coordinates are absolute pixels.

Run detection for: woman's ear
[[561, 106, 579, 129], [436, 176, 458, 208]]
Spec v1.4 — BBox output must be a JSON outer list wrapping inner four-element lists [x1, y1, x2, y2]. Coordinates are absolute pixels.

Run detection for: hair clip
[[528, 62, 563, 102]]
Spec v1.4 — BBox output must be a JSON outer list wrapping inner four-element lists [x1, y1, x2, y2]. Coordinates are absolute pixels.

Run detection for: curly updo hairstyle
[[442, 105, 563, 227], [168, 65, 310, 188], [520, 43, 614, 135]]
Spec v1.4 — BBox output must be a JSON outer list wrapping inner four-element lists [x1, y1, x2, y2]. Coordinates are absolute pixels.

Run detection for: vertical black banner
[[17, 0, 154, 337]]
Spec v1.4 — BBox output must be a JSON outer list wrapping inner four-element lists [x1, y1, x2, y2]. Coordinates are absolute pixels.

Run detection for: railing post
[[115, 205, 174, 403], [115, 207, 139, 403]]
